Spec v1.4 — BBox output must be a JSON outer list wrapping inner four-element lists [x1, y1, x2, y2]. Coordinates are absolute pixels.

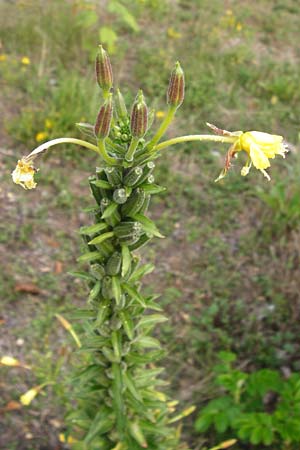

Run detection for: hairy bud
[[94, 94, 113, 139], [130, 90, 148, 138], [95, 45, 113, 93], [167, 61, 185, 109]]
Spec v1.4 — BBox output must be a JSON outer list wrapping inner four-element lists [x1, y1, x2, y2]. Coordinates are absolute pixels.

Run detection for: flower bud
[[94, 94, 113, 139], [167, 61, 185, 109], [95, 45, 113, 93], [115, 88, 128, 121], [130, 90, 148, 138]]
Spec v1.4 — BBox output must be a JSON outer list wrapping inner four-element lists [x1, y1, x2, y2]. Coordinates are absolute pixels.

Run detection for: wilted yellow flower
[[12, 159, 37, 190], [20, 386, 41, 405], [59, 434, 78, 444], [236, 22, 242, 31], [167, 27, 182, 39], [235, 131, 288, 180], [0, 54, 7, 62], [21, 56, 30, 65], [1, 356, 20, 366], [156, 110, 166, 119], [56, 314, 81, 348], [35, 131, 48, 142]]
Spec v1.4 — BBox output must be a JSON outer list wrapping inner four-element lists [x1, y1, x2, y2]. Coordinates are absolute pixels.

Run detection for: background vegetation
[[0, 0, 299, 449]]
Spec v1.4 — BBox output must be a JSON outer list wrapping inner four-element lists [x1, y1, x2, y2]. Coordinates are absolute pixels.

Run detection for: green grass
[[1, 0, 300, 448]]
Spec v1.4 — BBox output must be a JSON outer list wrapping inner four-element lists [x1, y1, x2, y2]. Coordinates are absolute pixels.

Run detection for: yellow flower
[[59, 434, 78, 444], [45, 119, 53, 129], [12, 159, 37, 190], [21, 56, 30, 65], [1, 356, 20, 366], [20, 386, 41, 405], [236, 22, 242, 31], [235, 131, 288, 180], [35, 131, 48, 142], [155, 110, 166, 119], [0, 54, 7, 62]]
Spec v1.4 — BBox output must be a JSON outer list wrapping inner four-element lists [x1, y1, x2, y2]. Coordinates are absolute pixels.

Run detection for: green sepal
[[129, 213, 164, 238], [124, 166, 143, 186], [79, 222, 108, 236], [106, 252, 122, 276], [128, 233, 152, 251]]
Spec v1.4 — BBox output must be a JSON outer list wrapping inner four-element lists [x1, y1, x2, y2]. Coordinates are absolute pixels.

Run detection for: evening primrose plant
[[12, 45, 287, 449]]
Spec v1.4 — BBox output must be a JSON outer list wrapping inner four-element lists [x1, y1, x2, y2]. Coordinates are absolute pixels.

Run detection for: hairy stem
[[153, 134, 237, 152], [147, 106, 176, 149], [24, 138, 101, 161]]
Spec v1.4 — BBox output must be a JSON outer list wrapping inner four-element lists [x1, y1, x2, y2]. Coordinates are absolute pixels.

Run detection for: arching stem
[[147, 106, 176, 149], [153, 134, 237, 152], [24, 138, 102, 161]]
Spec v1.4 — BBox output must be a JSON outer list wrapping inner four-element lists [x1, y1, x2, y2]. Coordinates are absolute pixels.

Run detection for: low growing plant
[[11, 45, 288, 449], [195, 352, 300, 449]]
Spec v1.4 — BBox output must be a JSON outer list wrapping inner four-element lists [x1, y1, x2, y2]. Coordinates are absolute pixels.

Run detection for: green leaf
[[111, 331, 122, 361], [77, 251, 103, 263], [126, 350, 165, 365], [82, 335, 108, 349], [137, 314, 168, 328], [111, 363, 126, 435], [119, 311, 134, 340], [123, 371, 143, 402], [88, 281, 101, 301], [99, 26, 118, 54], [140, 183, 166, 194], [129, 213, 164, 238], [121, 245, 131, 277], [112, 276, 122, 306], [91, 179, 112, 190], [135, 336, 162, 349], [101, 202, 119, 219], [88, 231, 114, 245], [79, 222, 108, 235], [84, 409, 114, 444], [122, 283, 147, 308], [195, 414, 213, 433], [128, 263, 155, 283], [68, 271, 95, 281], [128, 421, 148, 448], [108, 1, 139, 32], [68, 309, 95, 319]]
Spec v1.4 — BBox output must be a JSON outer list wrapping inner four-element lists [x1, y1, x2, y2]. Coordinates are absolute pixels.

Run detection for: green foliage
[[195, 352, 300, 448]]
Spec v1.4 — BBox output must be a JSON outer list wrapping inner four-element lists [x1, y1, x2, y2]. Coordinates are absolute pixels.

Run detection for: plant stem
[[24, 137, 101, 161], [98, 139, 118, 165], [153, 134, 237, 152], [147, 106, 176, 149], [125, 137, 140, 162]]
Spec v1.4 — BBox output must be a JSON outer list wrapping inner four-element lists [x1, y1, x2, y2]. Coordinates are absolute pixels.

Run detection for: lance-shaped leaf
[[111, 331, 122, 361], [112, 363, 126, 436], [77, 251, 104, 263], [137, 314, 168, 328], [122, 283, 147, 308], [129, 213, 164, 238], [135, 336, 162, 349], [123, 371, 143, 402], [88, 231, 114, 246], [91, 179, 112, 190], [121, 245, 131, 277], [80, 221, 108, 235], [84, 408, 115, 444], [112, 276, 122, 306], [128, 263, 155, 283], [101, 202, 119, 219], [88, 280, 101, 301], [129, 421, 148, 448], [119, 311, 134, 340], [140, 183, 166, 194], [68, 271, 95, 281]]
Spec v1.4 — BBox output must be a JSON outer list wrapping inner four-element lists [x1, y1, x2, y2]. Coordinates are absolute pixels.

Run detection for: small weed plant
[[195, 352, 300, 449]]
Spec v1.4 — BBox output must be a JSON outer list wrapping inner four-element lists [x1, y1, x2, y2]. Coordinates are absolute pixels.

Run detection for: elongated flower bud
[[95, 94, 113, 139], [95, 45, 113, 93], [115, 88, 128, 121], [130, 90, 148, 138], [167, 61, 185, 109]]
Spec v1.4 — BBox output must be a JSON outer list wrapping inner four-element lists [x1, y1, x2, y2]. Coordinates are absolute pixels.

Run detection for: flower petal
[[249, 143, 270, 170]]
